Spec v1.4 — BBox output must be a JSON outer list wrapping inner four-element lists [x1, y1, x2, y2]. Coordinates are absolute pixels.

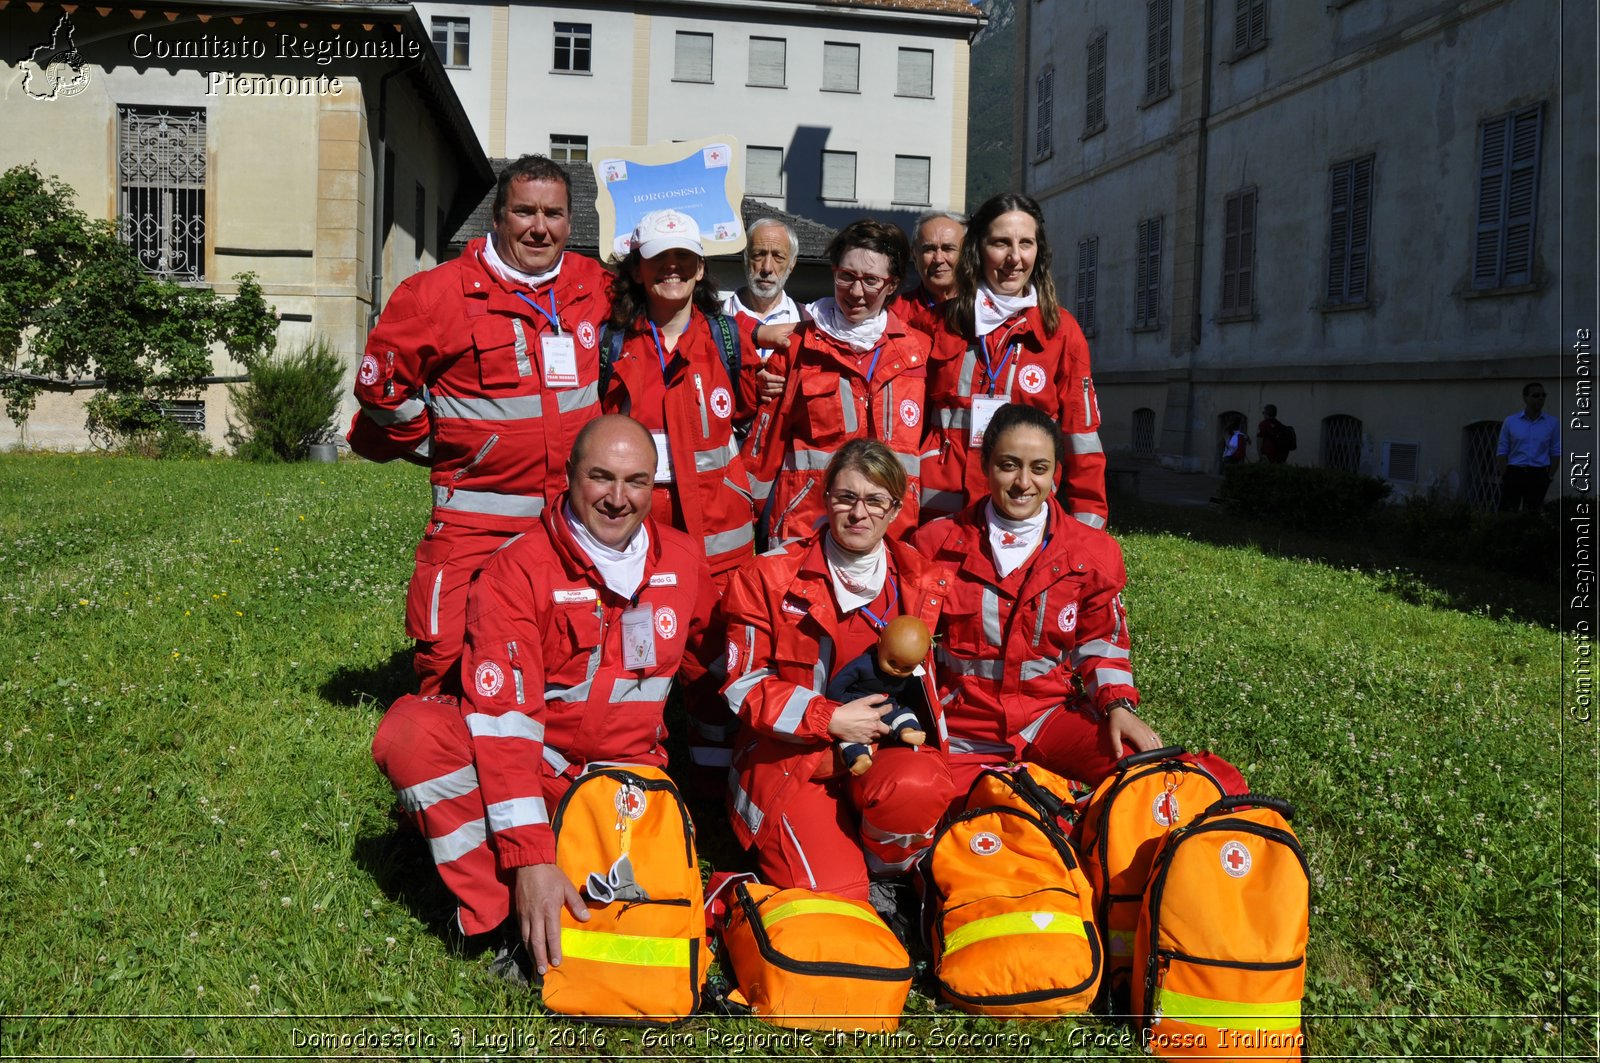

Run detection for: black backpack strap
[[598, 323, 624, 396], [709, 312, 742, 387]]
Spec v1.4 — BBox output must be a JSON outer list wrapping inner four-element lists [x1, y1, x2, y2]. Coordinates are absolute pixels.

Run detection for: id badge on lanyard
[[650, 431, 674, 483], [971, 396, 1007, 446], [542, 334, 579, 388], [621, 605, 658, 670]]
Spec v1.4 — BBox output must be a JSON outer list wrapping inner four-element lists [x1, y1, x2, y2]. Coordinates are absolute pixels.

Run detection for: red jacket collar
[[541, 492, 666, 595]]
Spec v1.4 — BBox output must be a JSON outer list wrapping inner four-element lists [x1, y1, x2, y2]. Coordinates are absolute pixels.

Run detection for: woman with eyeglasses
[[742, 219, 930, 548], [919, 193, 1108, 531], [913, 403, 1161, 798], [722, 439, 956, 902]]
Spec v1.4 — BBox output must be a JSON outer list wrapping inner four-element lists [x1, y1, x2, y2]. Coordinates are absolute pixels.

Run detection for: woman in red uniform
[[721, 439, 956, 900], [913, 403, 1158, 799], [742, 220, 931, 547], [920, 193, 1108, 530]]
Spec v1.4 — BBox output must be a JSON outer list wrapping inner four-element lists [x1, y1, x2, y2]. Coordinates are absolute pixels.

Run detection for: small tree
[[227, 337, 345, 462], [0, 163, 278, 445]]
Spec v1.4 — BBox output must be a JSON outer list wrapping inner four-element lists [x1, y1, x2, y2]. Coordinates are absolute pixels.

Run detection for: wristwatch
[[1104, 697, 1137, 717]]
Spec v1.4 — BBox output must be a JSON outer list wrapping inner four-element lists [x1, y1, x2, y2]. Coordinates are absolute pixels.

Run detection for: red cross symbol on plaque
[[1225, 847, 1246, 871], [709, 150, 722, 162], [1156, 793, 1176, 823], [622, 790, 644, 816]]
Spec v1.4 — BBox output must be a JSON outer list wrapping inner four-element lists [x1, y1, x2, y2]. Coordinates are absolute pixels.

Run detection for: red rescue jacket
[[921, 306, 1108, 529], [601, 310, 757, 576], [348, 240, 612, 530], [460, 498, 716, 868], [742, 314, 930, 546], [910, 496, 1136, 759], [720, 532, 950, 848]]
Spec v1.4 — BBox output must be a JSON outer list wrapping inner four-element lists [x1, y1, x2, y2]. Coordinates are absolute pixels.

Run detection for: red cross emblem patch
[[969, 831, 1003, 856], [577, 321, 597, 350], [615, 784, 648, 820], [1220, 840, 1252, 878], [474, 661, 504, 698], [1152, 791, 1180, 827], [710, 387, 733, 420], [1018, 364, 1047, 394], [654, 606, 678, 641], [358, 354, 380, 386]]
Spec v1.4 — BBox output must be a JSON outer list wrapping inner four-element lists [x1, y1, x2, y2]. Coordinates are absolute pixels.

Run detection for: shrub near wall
[[1219, 463, 1392, 534], [226, 339, 344, 462]]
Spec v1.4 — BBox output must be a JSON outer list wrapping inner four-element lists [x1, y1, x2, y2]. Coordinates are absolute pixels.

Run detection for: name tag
[[553, 588, 598, 604], [970, 396, 1007, 446], [620, 605, 658, 670], [648, 573, 678, 586], [651, 431, 674, 483], [541, 334, 579, 388]]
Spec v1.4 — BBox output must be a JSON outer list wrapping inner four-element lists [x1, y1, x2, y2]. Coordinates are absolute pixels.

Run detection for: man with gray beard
[[723, 217, 808, 366]]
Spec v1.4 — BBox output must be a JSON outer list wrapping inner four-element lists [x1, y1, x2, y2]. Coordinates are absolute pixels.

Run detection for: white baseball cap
[[632, 209, 704, 258]]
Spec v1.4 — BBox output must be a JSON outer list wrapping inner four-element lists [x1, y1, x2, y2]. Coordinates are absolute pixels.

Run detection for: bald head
[[567, 415, 658, 548]]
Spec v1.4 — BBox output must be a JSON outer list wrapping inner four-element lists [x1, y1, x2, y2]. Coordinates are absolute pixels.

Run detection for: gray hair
[[747, 217, 799, 262], [914, 210, 967, 241]]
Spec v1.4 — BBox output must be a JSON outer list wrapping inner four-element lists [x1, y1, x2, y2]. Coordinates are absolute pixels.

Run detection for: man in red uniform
[[348, 155, 612, 695], [892, 210, 964, 338], [371, 415, 716, 977]]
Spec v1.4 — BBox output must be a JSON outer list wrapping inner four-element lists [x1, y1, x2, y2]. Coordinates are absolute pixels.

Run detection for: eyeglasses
[[828, 490, 899, 517], [834, 270, 892, 294]]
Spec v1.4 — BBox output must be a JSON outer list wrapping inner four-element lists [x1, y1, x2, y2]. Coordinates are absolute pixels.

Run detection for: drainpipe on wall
[[1181, 0, 1216, 461], [369, 59, 421, 332]]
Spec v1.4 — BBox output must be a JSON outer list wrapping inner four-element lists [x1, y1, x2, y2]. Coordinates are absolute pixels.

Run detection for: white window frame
[[553, 22, 591, 74], [431, 17, 470, 68]]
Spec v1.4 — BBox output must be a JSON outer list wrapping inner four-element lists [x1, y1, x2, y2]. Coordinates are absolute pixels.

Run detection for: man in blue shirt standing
[[1495, 382, 1561, 511]]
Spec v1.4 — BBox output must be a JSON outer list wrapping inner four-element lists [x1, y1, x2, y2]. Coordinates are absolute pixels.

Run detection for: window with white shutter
[[1219, 187, 1257, 320], [821, 151, 857, 201], [1472, 104, 1543, 290], [674, 31, 713, 83], [1075, 236, 1098, 336], [897, 48, 934, 97], [748, 146, 784, 197], [1327, 155, 1373, 306], [893, 156, 931, 205], [823, 42, 860, 92], [749, 36, 785, 88]]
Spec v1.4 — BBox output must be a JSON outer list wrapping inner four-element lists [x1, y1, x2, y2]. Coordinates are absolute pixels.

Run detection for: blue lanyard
[[647, 322, 674, 381], [980, 332, 1017, 397], [864, 340, 887, 383], [514, 289, 561, 334], [857, 575, 899, 632]]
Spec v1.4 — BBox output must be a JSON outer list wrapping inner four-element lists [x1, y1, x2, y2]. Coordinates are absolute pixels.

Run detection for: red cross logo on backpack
[[1220, 840, 1252, 877], [969, 831, 1003, 856]]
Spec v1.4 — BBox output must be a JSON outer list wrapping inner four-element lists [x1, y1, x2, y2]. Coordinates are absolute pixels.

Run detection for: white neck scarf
[[483, 234, 563, 289], [975, 284, 1038, 337], [984, 500, 1048, 580], [822, 531, 888, 613], [564, 503, 649, 599], [809, 297, 888, 352]]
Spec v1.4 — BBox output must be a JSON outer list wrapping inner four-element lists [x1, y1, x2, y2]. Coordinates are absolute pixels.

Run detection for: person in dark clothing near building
[[1257, 404, 1291, 464], [1496, 382, 1560, 512]]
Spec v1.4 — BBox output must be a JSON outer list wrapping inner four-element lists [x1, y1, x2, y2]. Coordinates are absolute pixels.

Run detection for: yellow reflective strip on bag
[[763, 899, 884, 930], [944, 911, 1087, 956], [559, 927, 691, 968], [1157, 988, 1301, 1031]]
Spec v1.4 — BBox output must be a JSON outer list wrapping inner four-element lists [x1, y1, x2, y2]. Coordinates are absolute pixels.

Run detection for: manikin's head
[[876, 615, 932, 678]]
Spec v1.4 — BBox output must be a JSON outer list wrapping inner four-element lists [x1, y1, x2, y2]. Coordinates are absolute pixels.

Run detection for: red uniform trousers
[[405, 522, 523, 697], [371, 693, 583, 935], [753, 746, 956, 902]]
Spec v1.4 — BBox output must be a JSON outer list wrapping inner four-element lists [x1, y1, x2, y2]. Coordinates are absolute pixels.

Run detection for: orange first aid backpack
[[925, 805, 1102, 1018], [1074, 746, 1242, 1010], [963, 763, 1082, 834], [717, 882, 914, 1032], [1132, 795, 1309, 1060], [540, 766, 709, 1024]]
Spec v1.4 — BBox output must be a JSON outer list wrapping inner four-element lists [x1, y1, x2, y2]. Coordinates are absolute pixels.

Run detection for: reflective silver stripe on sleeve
[[412, 438, 433, 460], [486, 795, 548, 833], [464, 712, 544, 742], [556, 381, 600, 414], [725, 666, 772, 714], [1018, 705, 1058, 745], [936, 405, 971, 430], [1032, 591, 1049, 647], [1073, 638, 1130, 663], [512, 319, 532, 377], [981, 588, 1003, 649], [543, 743, 573, 775], [1075, 511, 1108, 529], [547, 638, 602, 703], [935, 648, 1004, 680], [609, 675, 675, 703], [431, 394, 544, 421], [429, 568, 444, 636], [781, 449, 833, 472], [958, 347, 978, 398], [773, 687, 814, 736], [360, 397, 427, 426], [428, 818, 487, 866], [1019, 657, 1061, 682], [695, 441, 738, 473], [780, 816, 818, 890], [895, 450, 918, 476], [882, 380, 893, 438], [946, 735, 1014, 757], [1069, 431, 1105, 455], [395, 764, 479, 812], [1088, 667, 1135, 691], [1112, 593, 1126, 643], [864, 849, 920, 874], [921, 488, 965, 515], [705, 524, 755, 555], [732, 780, 765, 835], [839, 378, 858, 434], [859, 818, 935, 848], [433, 487, 546, 518]]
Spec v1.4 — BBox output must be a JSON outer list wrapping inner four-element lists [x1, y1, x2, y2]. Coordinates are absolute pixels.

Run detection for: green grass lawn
[[0, 452, 1593, 1059]]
